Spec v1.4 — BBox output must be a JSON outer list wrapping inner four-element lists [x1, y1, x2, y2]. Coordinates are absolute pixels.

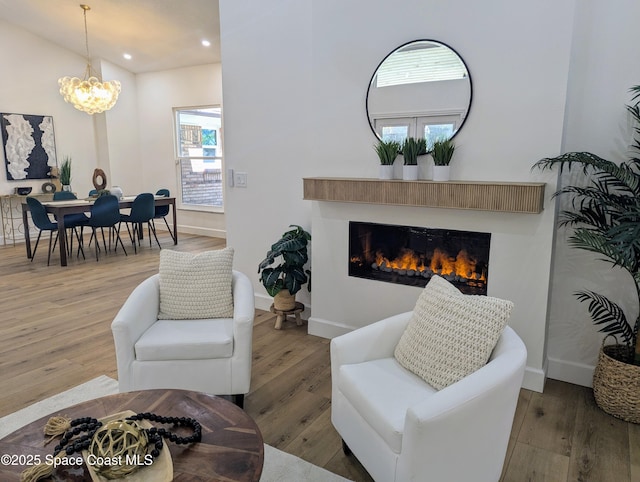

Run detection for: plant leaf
[[575, 290, 634, 346]]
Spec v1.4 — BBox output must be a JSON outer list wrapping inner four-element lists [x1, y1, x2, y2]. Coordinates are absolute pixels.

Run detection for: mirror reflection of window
[[366, 40, 472, 148], [381, 125, 409, 144], [424, 124, 454, 150], [374, 44, 468, 88]]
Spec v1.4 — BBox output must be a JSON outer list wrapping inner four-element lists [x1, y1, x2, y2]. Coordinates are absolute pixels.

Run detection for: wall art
[[1, 113, 57, 180]]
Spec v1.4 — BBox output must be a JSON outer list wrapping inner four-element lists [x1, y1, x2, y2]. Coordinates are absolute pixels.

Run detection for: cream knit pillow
[[394, 275, 513, 390], [158, 248, 234, 320]]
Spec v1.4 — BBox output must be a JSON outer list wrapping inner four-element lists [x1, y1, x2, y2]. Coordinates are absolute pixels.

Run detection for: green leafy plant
[[374, 140, 400, 165], [59, 156, 72, 185], [432, 138, 456, 166], [533, 84, 640, 365], [401, 137, 427, 166], [258, 225, 311, 297]]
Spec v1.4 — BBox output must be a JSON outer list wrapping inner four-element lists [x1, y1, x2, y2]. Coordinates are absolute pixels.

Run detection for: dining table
[[21, 195, 177, 266]]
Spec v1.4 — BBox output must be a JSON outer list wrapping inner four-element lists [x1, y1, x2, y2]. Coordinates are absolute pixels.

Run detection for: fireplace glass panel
[[349, 221, 491, 295]]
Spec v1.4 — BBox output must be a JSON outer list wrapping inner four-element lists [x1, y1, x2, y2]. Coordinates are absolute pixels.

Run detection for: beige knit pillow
[[158, 248, 234, 320], [394, 275, 513, 390]]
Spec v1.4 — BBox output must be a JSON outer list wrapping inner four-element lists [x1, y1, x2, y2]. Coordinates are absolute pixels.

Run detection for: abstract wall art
[[1, 113, 57, 180]]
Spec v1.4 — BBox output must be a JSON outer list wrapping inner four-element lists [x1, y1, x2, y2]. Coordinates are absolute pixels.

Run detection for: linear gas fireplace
[[349, 221, 491, 295]]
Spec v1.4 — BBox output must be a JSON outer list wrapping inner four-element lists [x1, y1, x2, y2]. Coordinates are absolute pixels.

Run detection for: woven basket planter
[[273, 290, 296, 311], [592, 341, 640, 424]]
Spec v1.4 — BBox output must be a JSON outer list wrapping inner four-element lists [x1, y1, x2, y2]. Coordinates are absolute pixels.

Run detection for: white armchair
[[111, 270, 254, 407], [331, 312, 527, 482]]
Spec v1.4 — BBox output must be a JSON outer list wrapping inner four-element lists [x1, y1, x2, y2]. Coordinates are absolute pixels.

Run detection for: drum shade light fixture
[[58, 4, 121, 115]]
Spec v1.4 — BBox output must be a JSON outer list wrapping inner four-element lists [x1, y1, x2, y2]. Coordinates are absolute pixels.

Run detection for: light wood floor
[[1, 232, 638, 481]]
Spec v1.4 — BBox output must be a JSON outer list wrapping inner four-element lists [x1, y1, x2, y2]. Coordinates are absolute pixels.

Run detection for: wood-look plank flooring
[[0, 232, 637, 482]]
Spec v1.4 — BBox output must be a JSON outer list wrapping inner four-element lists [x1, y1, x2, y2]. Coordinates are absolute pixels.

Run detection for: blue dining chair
[[87, 195, 128, 261], [53, 191, 89, 259], [120, 193, 161, 253], [26, 197, 59, 266], [152, 188, 175, 243]]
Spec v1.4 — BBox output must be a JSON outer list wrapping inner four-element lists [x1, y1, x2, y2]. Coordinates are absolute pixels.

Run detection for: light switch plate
[[234, 172, 248, 188]]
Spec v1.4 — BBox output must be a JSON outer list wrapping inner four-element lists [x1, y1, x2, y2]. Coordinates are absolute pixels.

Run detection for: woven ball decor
[[89, 419, 149, 479]]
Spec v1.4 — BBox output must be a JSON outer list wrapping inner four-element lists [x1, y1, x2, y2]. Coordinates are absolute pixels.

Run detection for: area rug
[[0, 376, 350, 482]]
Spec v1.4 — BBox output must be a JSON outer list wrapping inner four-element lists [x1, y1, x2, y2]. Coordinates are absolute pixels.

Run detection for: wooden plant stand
[[271, 302, 305, 330]]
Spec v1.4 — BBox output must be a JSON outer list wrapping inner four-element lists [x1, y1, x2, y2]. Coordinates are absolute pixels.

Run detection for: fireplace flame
[[372, 247, 485, 283]]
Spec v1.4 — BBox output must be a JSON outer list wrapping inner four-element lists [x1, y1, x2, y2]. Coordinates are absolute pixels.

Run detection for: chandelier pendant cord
[[81, 4, 96, 79]]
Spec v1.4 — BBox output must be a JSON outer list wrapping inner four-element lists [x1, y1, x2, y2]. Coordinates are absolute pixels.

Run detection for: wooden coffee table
[[0, 389, 264, 481]]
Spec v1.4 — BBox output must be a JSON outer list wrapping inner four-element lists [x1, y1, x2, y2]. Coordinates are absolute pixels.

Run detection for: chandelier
[[58, 4, 121, 115]]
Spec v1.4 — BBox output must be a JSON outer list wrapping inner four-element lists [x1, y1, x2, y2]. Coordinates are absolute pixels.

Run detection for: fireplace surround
[[349, 221, 491, 295]]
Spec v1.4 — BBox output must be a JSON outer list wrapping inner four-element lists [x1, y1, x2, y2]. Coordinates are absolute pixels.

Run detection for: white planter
[[62, 184, 71, 192], [402, 165, 418, 181], [432, 165, 451, 182], [378, 165, 394, 180], [111, 186, 124, 199]]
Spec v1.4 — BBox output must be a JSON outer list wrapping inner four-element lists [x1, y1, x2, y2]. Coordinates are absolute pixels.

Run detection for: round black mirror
[[366, 40, 472, 149]]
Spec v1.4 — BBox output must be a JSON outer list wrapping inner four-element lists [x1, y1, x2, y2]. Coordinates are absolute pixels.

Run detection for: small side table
[[270, 302, 305, 330]]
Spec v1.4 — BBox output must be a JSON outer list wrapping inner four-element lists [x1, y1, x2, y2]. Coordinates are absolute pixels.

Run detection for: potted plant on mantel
[[258, 225, 311, 311], [533, 84, 640, 423], [374, 139, 400, 180], [402, 137, 426, 180], [431, 137, 456, 182], [59, 156, 72, 191]]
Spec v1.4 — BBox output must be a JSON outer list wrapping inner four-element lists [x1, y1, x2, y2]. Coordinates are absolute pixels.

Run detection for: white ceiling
[[0, 0, 220, 74]]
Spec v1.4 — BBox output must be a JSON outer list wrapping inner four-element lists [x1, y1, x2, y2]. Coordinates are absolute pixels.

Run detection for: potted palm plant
[[533, 84, 640, 423], [402, 137, 426, 180], [374, 139, 399, 179], [59, 156, 72, 191], [431, 138, 456, 181], [258, 225, 311, 311]]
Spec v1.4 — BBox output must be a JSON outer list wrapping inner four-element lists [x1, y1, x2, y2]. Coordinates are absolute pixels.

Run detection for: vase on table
[[110, 186, 124, 199]]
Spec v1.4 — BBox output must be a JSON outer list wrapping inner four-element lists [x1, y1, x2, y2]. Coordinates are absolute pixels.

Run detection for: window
[[174, 106, 223, 211]]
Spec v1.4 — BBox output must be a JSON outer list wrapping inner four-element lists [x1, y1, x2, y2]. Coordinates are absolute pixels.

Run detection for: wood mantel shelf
[[303, 177, 546, 214]]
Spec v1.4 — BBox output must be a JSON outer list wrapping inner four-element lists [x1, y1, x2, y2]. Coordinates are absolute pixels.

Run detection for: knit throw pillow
[[394, 275, 513, 390], [158, 248, 234, 320]]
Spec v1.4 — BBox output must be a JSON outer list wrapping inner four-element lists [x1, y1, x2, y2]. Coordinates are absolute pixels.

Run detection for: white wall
[[546, 0, 640, 386], [220, 0, 313, 307], [0, 19, 98, 199], [136, 64, 226, 237], [220, 0, 574, 391], [100, 60, 140, 195], [0, 18, 225, 241]]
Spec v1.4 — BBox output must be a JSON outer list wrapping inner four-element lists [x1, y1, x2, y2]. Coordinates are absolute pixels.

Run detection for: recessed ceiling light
[[201, 39, 211, 47], [123, 53, 132, 60]]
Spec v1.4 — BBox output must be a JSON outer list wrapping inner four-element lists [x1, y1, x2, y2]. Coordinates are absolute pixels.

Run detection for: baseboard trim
[[523, 365, 546, 393], [546, 357, 594, 388], [308, 317, 352, 339], [3, 226, 226, 243], [175, 225, 226, 238], [255, 293, 273, 312]]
